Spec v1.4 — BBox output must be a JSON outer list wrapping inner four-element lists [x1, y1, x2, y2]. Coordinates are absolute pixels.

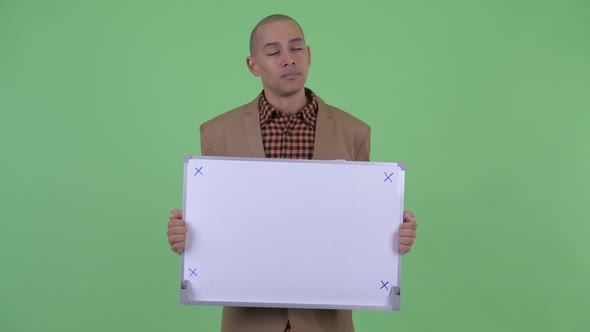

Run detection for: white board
[[180, 156, 406, 310]]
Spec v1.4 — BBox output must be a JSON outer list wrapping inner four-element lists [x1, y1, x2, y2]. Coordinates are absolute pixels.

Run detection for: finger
[[399, 220, 417, 230], [168, 218, 186, 227], [171, 242, 185, 255], [398, 229, 416, 238], [399, 244, 411, 255], [167, 230, 186, 241], [398, 236, 415, 246], [168, 226, 187, 235], [168, 234, 186, 245]]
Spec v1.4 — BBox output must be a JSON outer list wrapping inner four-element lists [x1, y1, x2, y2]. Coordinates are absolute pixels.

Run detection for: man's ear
[[246, 56, 260, 77], [306, 46, 312, 67]]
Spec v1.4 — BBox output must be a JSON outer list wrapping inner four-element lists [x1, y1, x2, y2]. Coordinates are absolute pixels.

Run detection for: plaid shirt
[[259, 88, 318, 160], [258, 88, 318, 332]]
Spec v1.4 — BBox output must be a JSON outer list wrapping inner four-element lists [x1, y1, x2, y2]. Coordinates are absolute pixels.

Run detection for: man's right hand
[[167, 208, 186, 255]]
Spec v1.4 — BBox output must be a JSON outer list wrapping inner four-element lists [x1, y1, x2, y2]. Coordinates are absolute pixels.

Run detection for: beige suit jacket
[[198, 92, 371, 332]]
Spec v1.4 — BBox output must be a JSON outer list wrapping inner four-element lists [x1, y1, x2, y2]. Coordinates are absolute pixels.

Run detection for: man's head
[[246, 14, 311, 98]]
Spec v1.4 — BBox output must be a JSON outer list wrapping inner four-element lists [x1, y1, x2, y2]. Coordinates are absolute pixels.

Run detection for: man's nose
[[281, 52, 295, 66]]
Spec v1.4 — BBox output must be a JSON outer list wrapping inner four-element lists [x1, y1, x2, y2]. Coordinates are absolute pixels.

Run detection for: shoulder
[[316, 95, 371, 133], [201, 101, 252, 128], [200, 97, 258, 133], [313, 93, 372, 161]]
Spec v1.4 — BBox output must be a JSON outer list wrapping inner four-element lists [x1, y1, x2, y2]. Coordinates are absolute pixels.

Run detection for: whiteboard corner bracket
[[391, 286, 401, 311], [180, 280, 189, 305]]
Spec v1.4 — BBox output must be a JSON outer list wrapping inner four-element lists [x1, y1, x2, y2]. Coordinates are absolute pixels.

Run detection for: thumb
[[403, 211, 416, 223], [170, 208, 183, 219]]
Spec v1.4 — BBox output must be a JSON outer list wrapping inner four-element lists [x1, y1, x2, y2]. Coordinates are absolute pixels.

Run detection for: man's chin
[[262, 81, 307, 98], [277, 85, 306, 97]]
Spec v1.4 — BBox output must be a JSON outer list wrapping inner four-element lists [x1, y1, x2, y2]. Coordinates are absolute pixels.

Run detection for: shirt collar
[[259, 88, 318, 129]]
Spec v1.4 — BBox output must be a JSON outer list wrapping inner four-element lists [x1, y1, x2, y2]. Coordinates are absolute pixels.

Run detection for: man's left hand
[[398, 211, 417, 255]]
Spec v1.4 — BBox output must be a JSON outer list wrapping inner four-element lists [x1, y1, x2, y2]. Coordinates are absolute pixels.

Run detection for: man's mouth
[[282, 72, 300, 79]]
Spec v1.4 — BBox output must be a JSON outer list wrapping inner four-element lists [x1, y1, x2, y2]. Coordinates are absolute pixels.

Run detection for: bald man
[[167, 14, 418, 332]]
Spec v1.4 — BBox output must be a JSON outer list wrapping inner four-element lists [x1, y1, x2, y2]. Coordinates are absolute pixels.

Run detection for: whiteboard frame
[[179, 155, 405, 311]]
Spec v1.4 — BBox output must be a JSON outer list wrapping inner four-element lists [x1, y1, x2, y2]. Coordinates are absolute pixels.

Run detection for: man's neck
[[264, 88, 307, 115]]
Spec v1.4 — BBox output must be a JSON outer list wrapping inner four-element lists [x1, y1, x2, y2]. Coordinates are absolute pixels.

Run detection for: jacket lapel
[[243, 98, 266, 158], [312, 98, 334, 160]]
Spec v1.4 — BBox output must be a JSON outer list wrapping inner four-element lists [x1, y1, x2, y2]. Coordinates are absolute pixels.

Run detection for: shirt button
[[285, 131, 291, 136]]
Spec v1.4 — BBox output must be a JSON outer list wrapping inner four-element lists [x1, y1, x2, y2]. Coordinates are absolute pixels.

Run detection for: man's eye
[[293, 48, 303, 51], [268, 52, 279, 56]]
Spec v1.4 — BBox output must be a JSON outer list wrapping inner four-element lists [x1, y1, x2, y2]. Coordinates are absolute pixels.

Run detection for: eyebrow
[[263, 38, 305, 48]]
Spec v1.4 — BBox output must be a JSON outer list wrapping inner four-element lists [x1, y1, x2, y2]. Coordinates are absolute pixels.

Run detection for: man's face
[[247, 20, 311, 98]]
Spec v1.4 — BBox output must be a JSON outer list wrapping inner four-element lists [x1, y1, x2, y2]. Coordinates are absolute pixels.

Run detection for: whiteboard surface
[[181, 156, 405, 310]]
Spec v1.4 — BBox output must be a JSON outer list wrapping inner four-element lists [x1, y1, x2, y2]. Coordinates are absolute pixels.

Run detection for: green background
[[1, 0, 589, 331]]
